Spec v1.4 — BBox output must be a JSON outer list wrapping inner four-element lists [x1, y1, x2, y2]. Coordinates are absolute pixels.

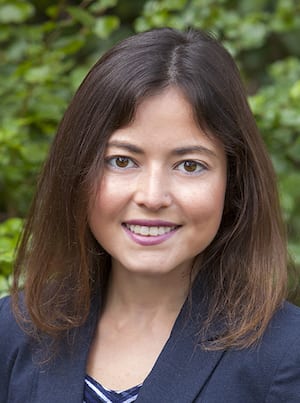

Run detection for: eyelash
[[105, 156, 208, 175]]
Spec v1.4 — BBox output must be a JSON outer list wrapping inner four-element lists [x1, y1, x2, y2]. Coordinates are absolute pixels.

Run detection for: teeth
[[149, 227, 158, 236], [141, 226, 149, 235], [126, 224, 176, 237]]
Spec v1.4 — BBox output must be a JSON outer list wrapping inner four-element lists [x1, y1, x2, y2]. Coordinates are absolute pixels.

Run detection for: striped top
[[84, 375, 142, 403]]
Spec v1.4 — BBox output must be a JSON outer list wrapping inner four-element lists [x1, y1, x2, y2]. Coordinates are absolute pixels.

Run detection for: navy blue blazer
[[1, 282, 300, 402]]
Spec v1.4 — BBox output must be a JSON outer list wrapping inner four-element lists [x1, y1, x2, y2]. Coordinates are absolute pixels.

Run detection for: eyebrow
[[107, 141, 143, 154], [107, 141, 217, 158], [172, 145, 217, 158]]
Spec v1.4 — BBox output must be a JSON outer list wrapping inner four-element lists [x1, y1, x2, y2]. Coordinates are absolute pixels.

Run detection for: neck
[[103, 263, 192, 323]]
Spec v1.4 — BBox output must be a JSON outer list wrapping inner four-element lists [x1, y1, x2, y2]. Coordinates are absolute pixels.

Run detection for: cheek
[[101, 173, 132, 197], [94, 177, 117, 211], [90, 177, 130, 223], [88, 182, 110, 231], [88, 191, 115, 249], [181, 182, 226, 233]]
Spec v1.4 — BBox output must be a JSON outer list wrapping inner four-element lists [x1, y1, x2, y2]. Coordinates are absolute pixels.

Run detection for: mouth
[[123, 223, 179, 237], [122, 220, 181, 246]]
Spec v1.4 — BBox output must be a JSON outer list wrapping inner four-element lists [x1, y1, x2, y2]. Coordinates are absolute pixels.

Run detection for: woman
[[1, 28, 300, 403]]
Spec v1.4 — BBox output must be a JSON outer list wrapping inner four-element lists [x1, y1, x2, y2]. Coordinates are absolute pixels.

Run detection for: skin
[[87, 87, 227, 390]]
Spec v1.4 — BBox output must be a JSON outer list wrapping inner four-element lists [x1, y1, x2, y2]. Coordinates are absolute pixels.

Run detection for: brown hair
[[12, 28, 287, 349]]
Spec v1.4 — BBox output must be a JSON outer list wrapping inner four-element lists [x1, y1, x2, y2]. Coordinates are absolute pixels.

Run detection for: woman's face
[[88, 87, 227, 279]]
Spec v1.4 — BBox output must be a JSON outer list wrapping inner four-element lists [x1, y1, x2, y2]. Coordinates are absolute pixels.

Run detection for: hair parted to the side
[[12, 28, 287, 349]]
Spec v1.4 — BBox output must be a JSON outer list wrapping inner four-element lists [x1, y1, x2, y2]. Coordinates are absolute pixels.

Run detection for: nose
[[133, 166, 172, 211]]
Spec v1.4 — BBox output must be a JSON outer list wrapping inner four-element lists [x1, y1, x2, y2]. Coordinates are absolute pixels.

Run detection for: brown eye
[[183, 161, 198, 172], [115, 157, 130, 168], [176, 160, 206, 175], [106, 156, 136, 169]]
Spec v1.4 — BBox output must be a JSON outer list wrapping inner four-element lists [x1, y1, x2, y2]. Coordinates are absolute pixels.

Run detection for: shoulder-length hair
[[12, 28, 287, 348]]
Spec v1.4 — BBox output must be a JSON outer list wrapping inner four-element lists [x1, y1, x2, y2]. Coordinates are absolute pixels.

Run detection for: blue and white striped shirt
[[84, 374, 142, 403]]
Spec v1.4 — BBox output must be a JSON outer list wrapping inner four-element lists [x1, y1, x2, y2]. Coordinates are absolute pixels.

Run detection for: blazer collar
[[34, 275, 225, 402]]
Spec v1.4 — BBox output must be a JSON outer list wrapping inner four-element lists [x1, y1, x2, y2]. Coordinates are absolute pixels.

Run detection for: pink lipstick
[[122, 220, 180, 246]]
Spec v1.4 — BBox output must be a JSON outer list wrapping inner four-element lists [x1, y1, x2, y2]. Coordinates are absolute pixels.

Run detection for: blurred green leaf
[[67, 6, 96, 27], [93, 16, 120, 38], [0, 0, 34, 23], [89, 0, 118, 13]]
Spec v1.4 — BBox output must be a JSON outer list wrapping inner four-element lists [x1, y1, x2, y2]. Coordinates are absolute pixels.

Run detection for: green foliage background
[[0, 0, 299, 298]]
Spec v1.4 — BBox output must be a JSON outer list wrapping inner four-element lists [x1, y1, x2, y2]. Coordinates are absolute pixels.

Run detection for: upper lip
[[123, 219, 180, 227]]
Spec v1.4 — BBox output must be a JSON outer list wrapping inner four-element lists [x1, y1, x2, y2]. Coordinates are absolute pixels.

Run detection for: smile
[[125, 224, 177, 237], [122, 221, 180, 246]]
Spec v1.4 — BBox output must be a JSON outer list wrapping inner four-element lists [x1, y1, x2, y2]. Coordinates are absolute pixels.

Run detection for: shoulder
[[241, 301, 300, 373], [0, 295, 26, 343], [0, 294, 33, 365], [239, 301, 300, 401], [263, 302, 300, 401], [199, 302, 300, 402], [254, 301, 300, 374], [262, 301, 300, 349], [0, 295, 35, 403], [248, 301, 300, 402], [0, 295, 97, 402], [0, 295, 28, 345]]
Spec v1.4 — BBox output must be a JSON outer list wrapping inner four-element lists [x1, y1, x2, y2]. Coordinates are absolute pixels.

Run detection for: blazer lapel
[[32, 301, 99, 403], [136, 276, 226, 402]]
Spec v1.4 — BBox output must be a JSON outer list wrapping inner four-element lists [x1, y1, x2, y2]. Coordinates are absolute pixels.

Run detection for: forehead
[[133, 87, 195, 127], [108, 87, 225, 158]]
